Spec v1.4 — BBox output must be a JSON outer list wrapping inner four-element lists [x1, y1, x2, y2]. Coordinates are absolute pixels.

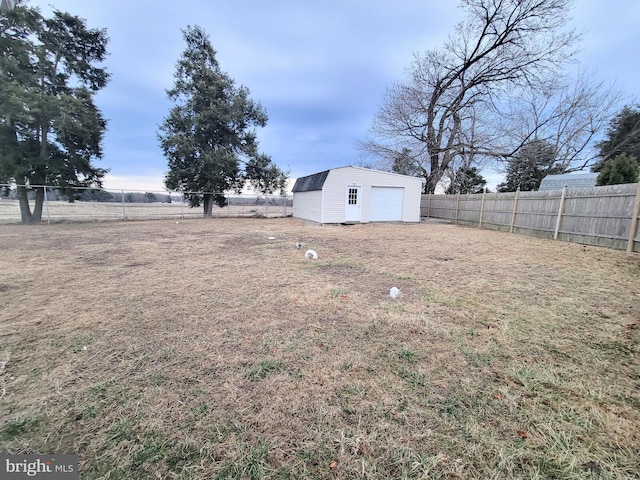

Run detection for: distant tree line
[[0, 187, 173, 203], [0, 186, 292, 206]]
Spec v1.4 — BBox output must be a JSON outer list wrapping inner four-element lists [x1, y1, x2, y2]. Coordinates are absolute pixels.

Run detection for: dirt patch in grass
[[1, 218, 639, 479]]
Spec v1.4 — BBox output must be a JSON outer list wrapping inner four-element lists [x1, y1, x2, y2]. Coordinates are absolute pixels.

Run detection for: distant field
[[0, 218, 639, 479], [0, 199, 291, 223]]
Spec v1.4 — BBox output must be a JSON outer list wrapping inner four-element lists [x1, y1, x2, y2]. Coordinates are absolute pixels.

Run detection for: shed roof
[[292, 166, 424, 193], [292, 170, 330, 192], [539, 173, 598, 191]]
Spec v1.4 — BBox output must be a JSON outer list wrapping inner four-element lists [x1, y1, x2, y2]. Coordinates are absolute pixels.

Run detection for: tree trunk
[[424, 179, 435, 194], [425, 169, 444, 194], [203, 193, 214, 218], [32, 186, 45, 222], [17, 186, 34, 223]]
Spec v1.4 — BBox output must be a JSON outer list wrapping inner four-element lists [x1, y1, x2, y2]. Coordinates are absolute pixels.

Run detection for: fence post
[[510, 188, 520, 233], [455, 193, 460, 224], [554, 186, 568, 240], [479, 189, 486, 229], [44, 186, 50, 225], [427, 193, 432, 218], [627, 182, 640, 253], [121, 189, 126, 221]]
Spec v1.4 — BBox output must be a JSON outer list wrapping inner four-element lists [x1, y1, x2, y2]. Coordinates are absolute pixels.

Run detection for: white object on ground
[[295, 242, 302, 250], [268, 236, 276, 240], [305, 249, 318, 260], [390, 287, 400, 299]]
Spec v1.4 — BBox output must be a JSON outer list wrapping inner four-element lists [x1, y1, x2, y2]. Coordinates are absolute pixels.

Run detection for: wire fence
[[421, 182, 640, 253], [0, 184, 292, 224]]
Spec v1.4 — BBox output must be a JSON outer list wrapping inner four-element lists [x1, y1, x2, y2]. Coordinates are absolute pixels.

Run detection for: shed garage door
[[370, 186, 404, 221]]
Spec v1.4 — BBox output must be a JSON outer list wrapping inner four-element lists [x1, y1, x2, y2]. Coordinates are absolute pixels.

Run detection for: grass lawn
[[0, 218, 639, 479]]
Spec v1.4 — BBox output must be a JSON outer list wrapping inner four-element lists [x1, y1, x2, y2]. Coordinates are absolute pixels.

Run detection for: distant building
[[0, 0, 16, 10], [539, 172, 598, 191]]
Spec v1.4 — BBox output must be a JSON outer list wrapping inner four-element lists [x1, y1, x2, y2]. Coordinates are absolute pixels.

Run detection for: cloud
[[102, 172, 167, 193], [26, 0, 640, 188], [484, 171, 505, 192]]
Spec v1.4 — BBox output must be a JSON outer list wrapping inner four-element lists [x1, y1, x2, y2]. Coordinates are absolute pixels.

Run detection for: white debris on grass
[[390, 287, 400, 299], [295, 241, 302, 250], [305, 249, 318, 260]]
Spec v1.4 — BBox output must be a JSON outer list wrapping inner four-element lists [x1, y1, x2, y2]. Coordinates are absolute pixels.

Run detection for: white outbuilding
[[538, 172, 598, 191], [292, 166, 423, 224]]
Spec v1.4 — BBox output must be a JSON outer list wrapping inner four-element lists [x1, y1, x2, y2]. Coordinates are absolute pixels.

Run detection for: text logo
[[1, 455, 78, 479]]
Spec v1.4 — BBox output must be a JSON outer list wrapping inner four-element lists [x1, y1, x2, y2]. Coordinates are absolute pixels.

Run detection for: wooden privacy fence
[[421, 183, 640, 253]]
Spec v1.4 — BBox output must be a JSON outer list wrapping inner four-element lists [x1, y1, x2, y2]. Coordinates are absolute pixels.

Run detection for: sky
[[26, 0, 640, 193]]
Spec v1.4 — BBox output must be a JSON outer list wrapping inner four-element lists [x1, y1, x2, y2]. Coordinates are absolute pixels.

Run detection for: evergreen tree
[[446, 165, 487, 194], [0, 2, 109, 222], [244, 154, 288, 195], [592, 105, 640, 172], [391, 148, 423, 177], [497, 139, 561, 192], [596, 153, 639, 186], [159, 26, 284, 216]]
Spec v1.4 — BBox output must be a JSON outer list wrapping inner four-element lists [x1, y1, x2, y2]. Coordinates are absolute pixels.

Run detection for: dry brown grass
[[0, 218, 639, 479]]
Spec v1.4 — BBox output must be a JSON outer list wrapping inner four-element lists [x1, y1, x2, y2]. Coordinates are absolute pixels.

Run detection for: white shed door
[[370, 187, 404, 221], [344, 186, 361, 222]]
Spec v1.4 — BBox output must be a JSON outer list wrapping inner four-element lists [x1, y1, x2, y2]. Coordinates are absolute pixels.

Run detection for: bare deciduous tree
[[358, 0, 616, 193], [497, 72, 621, 172]]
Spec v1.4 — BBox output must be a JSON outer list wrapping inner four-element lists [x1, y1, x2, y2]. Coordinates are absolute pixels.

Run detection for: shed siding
[[324, 167, 422, 223], [322, 168, 361, 223], [293, 166, 422, 224], [292, 190, 323, 223]]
